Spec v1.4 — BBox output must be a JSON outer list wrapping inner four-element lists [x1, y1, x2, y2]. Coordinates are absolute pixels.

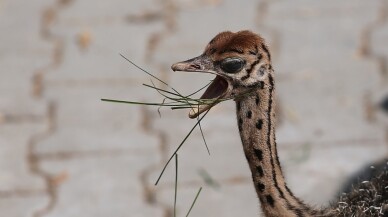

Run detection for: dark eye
[[220, 57, 245, 73]]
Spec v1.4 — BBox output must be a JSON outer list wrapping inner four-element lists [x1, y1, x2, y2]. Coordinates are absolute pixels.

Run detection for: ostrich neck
[[235, 75, 323, 217]]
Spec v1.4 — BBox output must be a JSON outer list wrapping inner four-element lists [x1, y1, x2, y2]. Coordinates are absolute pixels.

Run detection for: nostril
[[190, 64, 201, 70]]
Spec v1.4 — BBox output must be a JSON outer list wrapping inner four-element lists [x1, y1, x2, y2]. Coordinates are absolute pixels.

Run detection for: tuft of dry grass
[[102, 55, 211, 216]]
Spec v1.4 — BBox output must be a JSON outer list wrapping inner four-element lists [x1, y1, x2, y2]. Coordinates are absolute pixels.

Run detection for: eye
[[220, 57, 245, 74]]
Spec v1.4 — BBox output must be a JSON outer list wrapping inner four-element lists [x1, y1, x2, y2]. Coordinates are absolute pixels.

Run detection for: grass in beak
[[101, 54, 219, 185], [102, 55, 257, 216]]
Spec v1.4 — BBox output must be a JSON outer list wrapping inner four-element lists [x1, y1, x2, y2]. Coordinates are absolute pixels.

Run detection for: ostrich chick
[[171, 30, 388, 217]]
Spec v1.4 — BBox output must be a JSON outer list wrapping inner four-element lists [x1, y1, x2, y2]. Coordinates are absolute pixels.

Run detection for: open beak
[[171, 55, 229, 119]]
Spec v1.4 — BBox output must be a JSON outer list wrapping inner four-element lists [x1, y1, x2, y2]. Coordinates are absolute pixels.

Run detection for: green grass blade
[[157, 98, 167, 118], [167, 85, 210, 157], [155, 109, 211, 185], [185, 187, 203, 217], [147, 81, 193, 104], [174, 154, 178, 217], [147, 80, 210, 105], [119, 54, 169, 86], [101, 99, 182, 107], [185, 80, 212, 97], [197, 115, 210, 155], [171, 106, 194, 110], [143, 83, 182, 97]]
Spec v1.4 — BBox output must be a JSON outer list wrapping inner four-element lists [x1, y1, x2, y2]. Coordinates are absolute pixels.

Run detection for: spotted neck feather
[[235, 74, 332, 217]]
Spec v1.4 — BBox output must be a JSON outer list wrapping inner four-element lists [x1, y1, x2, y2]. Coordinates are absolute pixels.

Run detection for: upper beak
[[171, 55, 230, 119], [171, 55, 213, 73]]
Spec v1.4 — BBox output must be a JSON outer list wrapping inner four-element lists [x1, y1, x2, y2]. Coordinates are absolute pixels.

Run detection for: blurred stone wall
[[0, 0, 387, 216]]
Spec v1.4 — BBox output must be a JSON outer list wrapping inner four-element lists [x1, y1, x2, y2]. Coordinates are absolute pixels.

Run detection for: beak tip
[[171, 63, 178, 72], [188, 113, 197, 119]]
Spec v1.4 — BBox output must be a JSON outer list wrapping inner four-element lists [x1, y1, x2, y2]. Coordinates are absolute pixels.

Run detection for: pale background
[[1, 0, 388, 216]]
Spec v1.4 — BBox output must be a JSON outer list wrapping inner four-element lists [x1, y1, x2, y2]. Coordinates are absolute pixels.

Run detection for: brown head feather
[[204, 30, 267, 60]]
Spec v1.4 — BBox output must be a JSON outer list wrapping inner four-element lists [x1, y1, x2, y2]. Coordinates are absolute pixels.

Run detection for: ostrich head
[[171, 30, 272, 118]]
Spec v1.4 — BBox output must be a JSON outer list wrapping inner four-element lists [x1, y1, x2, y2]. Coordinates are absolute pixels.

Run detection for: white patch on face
[[242, 63, 268, 86]]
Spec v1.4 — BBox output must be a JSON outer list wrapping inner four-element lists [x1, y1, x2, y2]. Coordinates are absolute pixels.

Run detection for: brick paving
[[1, 0, 387, 216]]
